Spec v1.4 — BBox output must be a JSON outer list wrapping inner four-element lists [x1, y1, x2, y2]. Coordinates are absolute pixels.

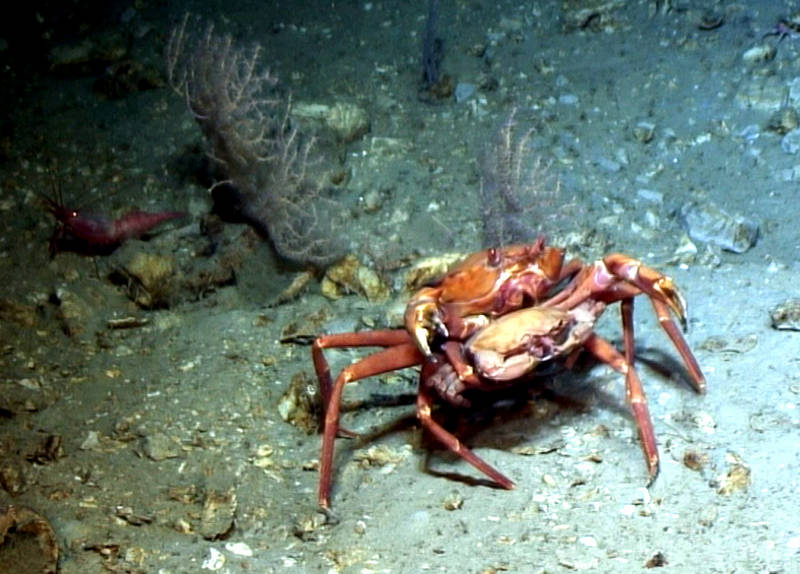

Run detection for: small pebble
[[442, 490, 464, 511], [454, 82, 476, 103]]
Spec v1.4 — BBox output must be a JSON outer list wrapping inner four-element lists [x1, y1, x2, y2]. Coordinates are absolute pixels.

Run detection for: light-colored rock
[[680, 201, 758, 253]]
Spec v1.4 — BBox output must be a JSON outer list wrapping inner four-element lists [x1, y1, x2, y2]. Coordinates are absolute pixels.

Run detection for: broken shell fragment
[[766, 106, 799, 135], [292, 101, 370, 142], [402, 252, 466, 293], [770, 299, 800, 331], [742, 44, 776, 65], [717, 461, 751, 495], [321, 255, 390, 301]]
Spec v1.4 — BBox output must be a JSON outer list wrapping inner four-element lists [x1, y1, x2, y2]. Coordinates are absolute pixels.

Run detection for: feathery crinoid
[[479, 109, 566, 247]]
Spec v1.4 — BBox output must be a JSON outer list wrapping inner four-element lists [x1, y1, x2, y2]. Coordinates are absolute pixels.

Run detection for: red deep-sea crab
[[312, 239, 705, 511]]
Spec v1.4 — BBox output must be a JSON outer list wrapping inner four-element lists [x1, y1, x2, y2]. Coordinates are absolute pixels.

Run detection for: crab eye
[[487, 248, 501, 266]]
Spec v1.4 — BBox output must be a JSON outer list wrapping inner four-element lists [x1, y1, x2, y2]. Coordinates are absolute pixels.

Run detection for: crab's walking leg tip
[[645, 464, 660, 488], [498, 477, 516, 490]]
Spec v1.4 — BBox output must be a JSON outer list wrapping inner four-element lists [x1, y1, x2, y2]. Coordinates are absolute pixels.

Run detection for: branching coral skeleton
[[166, 14, 343, 267]]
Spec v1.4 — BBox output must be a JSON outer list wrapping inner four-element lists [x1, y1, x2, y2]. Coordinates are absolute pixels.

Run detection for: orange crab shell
[[404, 240, 570, 354]]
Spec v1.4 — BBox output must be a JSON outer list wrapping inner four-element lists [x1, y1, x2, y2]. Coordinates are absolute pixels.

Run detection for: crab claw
[[651, 276, 688, 331], [603, 255, 688, 331], [404, 295, 448, 356]]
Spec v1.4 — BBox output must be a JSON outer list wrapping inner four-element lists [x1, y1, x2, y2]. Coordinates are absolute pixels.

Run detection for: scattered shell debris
[[106, 316, 150, 329], [645, 551, 668, 568], [279, 308, 332, 344], [682, 450, 709, 472], [717, 453, 751, 495], [292, 101, 370, 142], [698, 334, 758, 355], [770, 299, 800, 331], [201, 546, 225, 571], [277, 372, 320, 433], [442, 490, 465, 510], [225, 542, 253, 557], [321, 254, 391, 301], [0, 298, 37, 327], [352, 444, 411, 468], [742, 44, 776, 65], [632, 121, 655, 143]]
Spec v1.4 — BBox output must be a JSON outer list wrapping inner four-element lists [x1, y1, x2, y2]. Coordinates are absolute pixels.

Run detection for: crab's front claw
[[603, 255, 688, 330], [650, 275, 688, 330], [404, 294, 448, 356]]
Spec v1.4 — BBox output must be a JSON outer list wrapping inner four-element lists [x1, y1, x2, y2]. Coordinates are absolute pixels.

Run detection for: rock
[[0, 298, 37, 327], [680, 201, 758, 253], [48, 28, 129, 74], [0, 459, 27, 495], [0, 506, 58, 573], [79, 431, 102, 452], [636, 189, 663, 205], [55, 288, 91, 337], [141, 432, 181, 461], [454, 82, 476, 103], [735, 75, 785, 112], [767, 106, 799, 135]]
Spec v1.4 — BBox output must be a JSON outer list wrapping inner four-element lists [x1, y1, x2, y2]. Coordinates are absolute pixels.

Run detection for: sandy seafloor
[[2, 1, 800, 573]]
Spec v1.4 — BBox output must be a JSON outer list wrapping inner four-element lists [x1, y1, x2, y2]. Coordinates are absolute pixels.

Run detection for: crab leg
[[581, 333, 659, 481], [313, 333, 423, 510], [416, 382, 515, 490], [648, 298, 705, 393], [621, 298, 636, 366]]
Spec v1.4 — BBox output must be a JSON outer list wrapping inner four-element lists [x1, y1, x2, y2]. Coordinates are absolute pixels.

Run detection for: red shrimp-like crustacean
[[45, 195, 186, 256]]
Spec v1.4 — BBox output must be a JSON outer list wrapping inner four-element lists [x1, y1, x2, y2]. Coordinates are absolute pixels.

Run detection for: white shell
[[292, 101, 370, 142], [742, 44, 776, 64]]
